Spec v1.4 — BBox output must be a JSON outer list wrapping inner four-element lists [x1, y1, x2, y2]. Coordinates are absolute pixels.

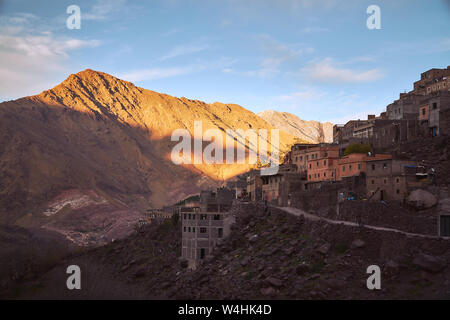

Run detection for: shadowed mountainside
[[0, 69, 297, 232]]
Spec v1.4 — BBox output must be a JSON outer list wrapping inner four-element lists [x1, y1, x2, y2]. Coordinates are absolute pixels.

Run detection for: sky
[[0, 0, 449, 123]]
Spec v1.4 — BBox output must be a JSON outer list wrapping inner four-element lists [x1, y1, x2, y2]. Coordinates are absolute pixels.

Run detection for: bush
[[344, 143, 372, 155]]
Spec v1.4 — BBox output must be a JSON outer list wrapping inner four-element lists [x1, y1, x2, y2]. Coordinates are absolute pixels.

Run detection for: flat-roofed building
[[181, 188, 235, 269]]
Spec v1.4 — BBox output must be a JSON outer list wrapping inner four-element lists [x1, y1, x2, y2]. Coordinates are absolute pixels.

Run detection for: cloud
[[160, 44, 209, 61], [245, 35, 303, 78], [120, 57, 237, 82], [0, 13, 102, 100], [119, 66, 196, 82], [301, 26, 330, 33], [82, 0, 127, 20], [277, 89, 324, 102], [301, 58, 383, 84]]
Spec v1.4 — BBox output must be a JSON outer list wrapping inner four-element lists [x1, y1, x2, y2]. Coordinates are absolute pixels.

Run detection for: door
[[440, 216, 450, 237], [200, 248, 206, 259]]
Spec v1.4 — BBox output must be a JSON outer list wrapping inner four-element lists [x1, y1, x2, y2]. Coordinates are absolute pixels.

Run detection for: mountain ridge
[[258, 110, 333, 144], [0, 69, 298, 243]]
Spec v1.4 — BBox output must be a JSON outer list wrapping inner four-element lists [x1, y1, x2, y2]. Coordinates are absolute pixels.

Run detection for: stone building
[[246, 171, 263, 201], [261, 164, 301, 206], [305, 145, 340, 182], [413, 66, 450, 95], [386, 94, 424, 120], [181, 188, 236, 269], [365, 159, 421, 201], [336, 153, 392, 181], [418, 91, 450, 137], [290, 143, 318, 177]]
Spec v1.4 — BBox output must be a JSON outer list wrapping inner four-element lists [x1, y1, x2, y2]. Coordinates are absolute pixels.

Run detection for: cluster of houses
[[166, 66, 449, 269], [333, 66, 450, 154], [252, 66, 450, 207]]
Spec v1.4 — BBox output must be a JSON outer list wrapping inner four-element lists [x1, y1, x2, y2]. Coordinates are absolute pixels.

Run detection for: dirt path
[[276, 206, 450, 241]]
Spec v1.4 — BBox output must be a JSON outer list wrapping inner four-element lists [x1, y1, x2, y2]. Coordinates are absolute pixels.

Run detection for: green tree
[[344, 143, 372, 155]]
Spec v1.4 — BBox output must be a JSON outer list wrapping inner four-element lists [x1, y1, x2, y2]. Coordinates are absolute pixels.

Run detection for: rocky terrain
[[258, 110, 333, 144], [0, 69, 298, 242], [10, 202, 450, 300]]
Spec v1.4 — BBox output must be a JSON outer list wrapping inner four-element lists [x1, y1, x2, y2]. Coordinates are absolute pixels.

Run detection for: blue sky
[[0, 0, 449, 123]]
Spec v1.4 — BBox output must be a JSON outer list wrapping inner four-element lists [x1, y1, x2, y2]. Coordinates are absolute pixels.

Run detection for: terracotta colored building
[[305, 146, 340, 182], [336, 153, 392, 181]]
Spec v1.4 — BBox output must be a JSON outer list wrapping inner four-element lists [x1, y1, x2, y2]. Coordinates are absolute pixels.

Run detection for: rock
[[261, 287, 276, 296], [249, 234, 259, 243], [133, 268, 146, 278], [413, 254, 446, 273], [296, 263, 311, 275], [266, 277, 283, 288], [351, 239, 365, 249], [385, 260, 400, 274], [326, 279, 346, 290], [283, 247, 295, 256], [407, 189, 438, 209], [318, 243, 331, 254], [179, 258, 188, 269], [308, 274, 320, 280], [240, 257, 250, 267]]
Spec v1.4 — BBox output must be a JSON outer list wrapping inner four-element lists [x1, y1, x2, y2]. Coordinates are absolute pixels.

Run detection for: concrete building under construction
[[181, 188, 236, 269]]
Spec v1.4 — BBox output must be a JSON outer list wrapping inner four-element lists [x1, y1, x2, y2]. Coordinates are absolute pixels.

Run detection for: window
[[324, 172, 326, 177], [384, 179, 387, 184], [200, 214, 207, 220], [306, 155, 309, 160], [432, 103, 437, 110], [183, 227, 186, 232], [309, 174, 311, 179], [371, 180, 375, 185], [309, 164, 312, 169], [383, 163, 387, 169], [349, 165, 352, 171], [396, 178, 400, 183], [192, 227, 195, 233], [300, 156, 303, 161], [324, 160, 327, 165], [396, 189, 400, 194], [358, 163, 361, 170], [342, 165, 345, 172], [183, 214, 187, 220], [372, 164, 376, 170], [331, 172, 334, 177], [188, 227, 191, 232], [440, 216, 450, 237], [324, 152, 328, 157], [213, 214, 220, 220], [316, 161, 319, 167], [200, 227, 207, 233], [218, 228, 223, 238], [200, 248, 206, 259], [188, 214, 191, 220], [422, 108, 426, 115]]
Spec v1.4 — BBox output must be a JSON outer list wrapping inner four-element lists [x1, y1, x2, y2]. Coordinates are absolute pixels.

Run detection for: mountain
[[257, 110, 333, 144], [0, 69, 296, 243]]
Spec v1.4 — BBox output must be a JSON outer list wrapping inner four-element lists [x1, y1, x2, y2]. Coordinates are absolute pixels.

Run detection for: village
[[144, 66, 450, 270]]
